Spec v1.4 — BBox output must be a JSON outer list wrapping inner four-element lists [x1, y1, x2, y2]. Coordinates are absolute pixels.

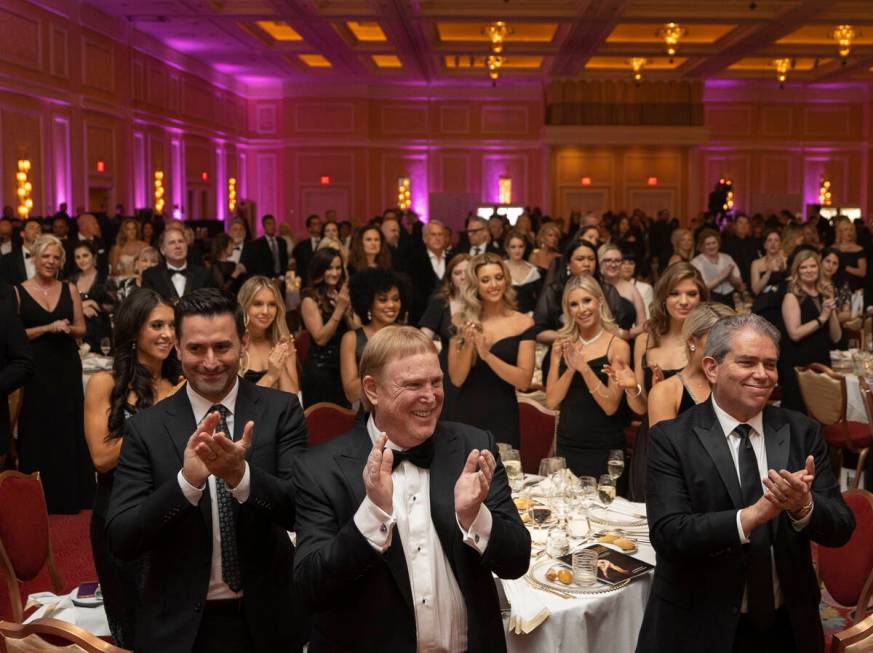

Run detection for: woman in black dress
[[16, 234, 94, 514], [544, 274, 631, 478], [447, 253, 535, 448], [750, 228, 789, 330], [534, 238, 599, 345], [83, 289, 180, 649], [598, 242, 646, 340], [503, 229, 542, 315], [833, 218, 866, 295], [647, 302, 734, 427], [69, 241, 112, 352], [300, 247, 355, 408], [340, 268, 403, 406], [780, 249, 842, 413], [238, 276, 299, 392], [210, 233, 247, 298]]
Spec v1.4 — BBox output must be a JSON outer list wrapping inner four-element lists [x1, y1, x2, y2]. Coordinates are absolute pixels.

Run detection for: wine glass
[[607, 449, 625, 482], [578, 476, 597, 535], [537, 457, 566, 478], [503, 449, 523, 493], [100, 337, 112, 357], [598, 474, 616, 508]]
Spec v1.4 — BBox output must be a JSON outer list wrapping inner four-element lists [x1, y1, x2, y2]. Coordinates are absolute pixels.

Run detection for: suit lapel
[[763, 408, 790, 539], [233, 378, 259, 454], [163, 386, 212, 524], [163, 265, 180, 300], [694, 400, 743, 509]]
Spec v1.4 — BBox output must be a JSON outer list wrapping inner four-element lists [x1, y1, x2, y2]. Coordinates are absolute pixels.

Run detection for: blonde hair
[[671, 228, 693, 258], [787, 249, 826, 298], [359, 326, 436, 412], [781, 223, 804, 258], [536, 222, 561, 249], [31, 234, 66, 270], [455, 252, 517, 329], [681, 302, 735, 351], [237, 276, 290, 373], [835, 218, 856, 246], [556, 275, 618, 340], [134, 246, 159, 266]]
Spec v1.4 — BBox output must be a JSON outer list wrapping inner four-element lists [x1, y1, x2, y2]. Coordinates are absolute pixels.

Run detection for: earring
[[689, 343, 696, 352], [131, 341, 136, 351], [367, 310, 372, 321], [566, 266, 571, 276]]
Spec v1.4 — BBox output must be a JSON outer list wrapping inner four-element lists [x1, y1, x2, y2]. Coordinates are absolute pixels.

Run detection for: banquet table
[[503, 496, 653, 653]]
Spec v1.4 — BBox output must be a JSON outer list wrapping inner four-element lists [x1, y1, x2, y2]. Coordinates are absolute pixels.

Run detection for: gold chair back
[[795, 365, 847, 426]]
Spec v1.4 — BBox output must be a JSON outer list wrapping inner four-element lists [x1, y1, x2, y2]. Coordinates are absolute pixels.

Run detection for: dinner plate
[[587, 505, 648, 528], [526, 558, 627, 596]]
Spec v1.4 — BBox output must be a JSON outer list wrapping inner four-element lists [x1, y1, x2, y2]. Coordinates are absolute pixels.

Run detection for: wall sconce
[[831, 25, 857, 63], [397, 177, 411, 210], [498, 176, 512, 204], [16, 160, 33, 219], [657, 22, 686, 63], [773, 58, 791, 88], [722, 179, 734, 211], [228, 177, 237, 214], [629, 58, 647, 83], [154, 170, 165, 215], [819, 177, 833, 206]]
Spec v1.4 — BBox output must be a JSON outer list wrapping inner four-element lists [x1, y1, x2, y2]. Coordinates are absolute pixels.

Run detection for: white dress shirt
[[0, 240, 11, 255], [710, 396, 813, 612], [427, 249, 446, 280], [353, 416, 492, 653], [177, 379, 251, 600], [229, 241, 244, 263], [23, 246, 35, 280], [167, 265, 187, 298], [469, 245, 483, 257]]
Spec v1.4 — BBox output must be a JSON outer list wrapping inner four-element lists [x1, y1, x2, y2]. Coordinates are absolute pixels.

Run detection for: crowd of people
[[0, 201, 868, 652]]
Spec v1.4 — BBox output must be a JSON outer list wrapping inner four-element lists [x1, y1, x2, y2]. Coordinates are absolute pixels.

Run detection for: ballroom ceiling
[[84, 0, 873, 86]]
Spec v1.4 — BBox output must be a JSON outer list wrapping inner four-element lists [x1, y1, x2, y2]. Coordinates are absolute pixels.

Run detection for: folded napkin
[[500, 578, 550, 635], [26, 591, 110, 636]]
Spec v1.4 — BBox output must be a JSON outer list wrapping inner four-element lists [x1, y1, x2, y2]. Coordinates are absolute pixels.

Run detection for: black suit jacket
[[292, 239, 316, 286], [292, 420, 530, 652], [408, 247, 445, 324], [0, 246, 28, 285], [141, 262, 215, 301], [636, 399, 855, 653], [248, 236, 289, 278], [106, 380, 310, 653], [0, 286, 32, 454]]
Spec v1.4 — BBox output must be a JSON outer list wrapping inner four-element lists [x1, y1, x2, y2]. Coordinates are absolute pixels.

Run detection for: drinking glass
[[538, 457, 566, 478], [99, 337, 112, 356], [572, 549, 598, 587], [578, 476, 597, 535], [527, 503, 553, 528], [598, 474, 616, 507], [607, 449, 625, 482], [503, 449, 523, 493]]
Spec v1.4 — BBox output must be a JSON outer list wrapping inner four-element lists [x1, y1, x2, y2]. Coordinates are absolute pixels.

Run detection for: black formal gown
[[838, 249, 865, 292], [511, 266, 543, 315], [553, 338, 626, 478], [17, 284, 95, 513], [779, 293, 833, 414], [449, 325, 536, 448], [74, 272, 111, 353], [301, 299, 349, 409], [419, 295, 459, 419], [90, 403, 145, 650]]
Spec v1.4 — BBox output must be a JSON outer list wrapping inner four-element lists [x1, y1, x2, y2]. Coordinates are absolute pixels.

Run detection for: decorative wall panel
[[50, 27, 68, 79], [295, 102, 355, 133], [481, 106, 528, 135], [0, 8, 41, 71], [439, 105, 470, 134], [380, 105, 428, 135], [82, 38, 115, 92]]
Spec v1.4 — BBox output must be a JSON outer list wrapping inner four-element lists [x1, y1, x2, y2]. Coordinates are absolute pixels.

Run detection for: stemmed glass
[[99, 337, 112, 357], [578, 476, 597, 536], [598, 475, 616, 508], [607, 450, 625, 482], [503, 449, 523, 493], [538, 457, 566, 478]]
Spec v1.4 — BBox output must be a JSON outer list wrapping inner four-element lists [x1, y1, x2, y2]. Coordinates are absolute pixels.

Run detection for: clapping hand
[[82, 299, 99, 318], [192, 412, 254, 489], [267, 342, 290, 378], [455, 449, 497, 530], [650, 364, 665, 386], [562, 339, 585, 372], [335, 282, 351, 312], [51, 319, 72, 334], [182, 411, 220, 488], [473, 328, 493, 361], [363, 433, 394, 515], [603, 358, 636, 391], [763, 455, 815, 517]]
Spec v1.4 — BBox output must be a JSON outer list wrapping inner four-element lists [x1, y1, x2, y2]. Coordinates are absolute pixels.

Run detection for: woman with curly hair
[[83, 288, 181, 649], [447, 252, 535, 447]]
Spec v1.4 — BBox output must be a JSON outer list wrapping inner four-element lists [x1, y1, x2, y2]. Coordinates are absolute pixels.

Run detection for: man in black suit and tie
[[0, 282, 32, 463], [636, 314, 855, 653], [0, 219, 42, 285], [293, 326, 530, 652], [292, 214, 321, 286], [65, 213, 108, 276], [465, 216, 492, 258], [248, 215, 288, 280], [141, 228, 214, 301], [408, 220, 449, 324], [107, 289, 309, 653]]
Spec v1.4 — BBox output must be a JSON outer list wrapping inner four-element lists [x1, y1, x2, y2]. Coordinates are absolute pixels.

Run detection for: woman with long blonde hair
[[237, 276, 299, 393], [667, 228, 694, 266], [545, 275, 631, 478], [832, 217, 866, 294], [109, 218, 148, 276], [447, 252, 535, 448]]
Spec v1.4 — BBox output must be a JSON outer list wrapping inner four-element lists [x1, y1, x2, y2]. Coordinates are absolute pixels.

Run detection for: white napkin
[[500, 578, 550, 635], [25, 591, 111, 636]]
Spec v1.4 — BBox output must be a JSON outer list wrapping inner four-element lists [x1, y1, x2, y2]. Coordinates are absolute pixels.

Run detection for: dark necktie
[[471, 246, 480, 256], [391, 437, 434, 471], [268, 237, 280, 274], [209, 404, 242, 592], [734, 423, 775, 630]]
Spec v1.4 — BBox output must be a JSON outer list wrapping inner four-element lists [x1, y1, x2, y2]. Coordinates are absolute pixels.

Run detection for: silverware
[[525, 576, 573, 599], [605, 506, 647, 520]]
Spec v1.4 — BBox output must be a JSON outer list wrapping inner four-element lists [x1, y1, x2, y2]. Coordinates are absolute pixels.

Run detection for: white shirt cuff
[[789, 499, 814, 531], [230, 462, 250, 503], [353, 495, 396, 553], [457, 504, 493, 555], [736, 510, 750, 544], [178, 469, 205, 506]]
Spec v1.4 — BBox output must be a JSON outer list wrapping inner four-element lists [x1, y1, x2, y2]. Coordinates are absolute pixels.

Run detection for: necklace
[[580, 328, 603, 346]]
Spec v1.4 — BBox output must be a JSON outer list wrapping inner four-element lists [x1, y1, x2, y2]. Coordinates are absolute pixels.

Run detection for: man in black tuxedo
[[0, 283, 32, 461], [65, 213, 108, 276], [293, 326, 530, 652], [141, 228, 215, 301], [0, 219, 42, 285], [636, 314, 855, 653], [107, 289, 309, 653], [292, 214, 321, 286], [408, 220, 449, 324], [248, 215, 288, 280]]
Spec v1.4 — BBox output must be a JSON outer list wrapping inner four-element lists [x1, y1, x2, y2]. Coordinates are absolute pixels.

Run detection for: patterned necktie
[[734, 423, 774, 629], [209, 404, 242, 592]]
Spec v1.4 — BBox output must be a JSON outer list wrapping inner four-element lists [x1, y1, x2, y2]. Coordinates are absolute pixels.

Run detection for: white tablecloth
[[504, 498, 652, 653], [25, 591, 110, 637], [844, 374, 869, 423]]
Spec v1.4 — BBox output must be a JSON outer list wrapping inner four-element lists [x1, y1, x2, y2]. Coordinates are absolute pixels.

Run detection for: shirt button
[[475, 534, 480, 543], [379, 523, 387, 534], [422, 598, 426, 604], [412, 496, 416, 502], [417, 546, 421, 552]]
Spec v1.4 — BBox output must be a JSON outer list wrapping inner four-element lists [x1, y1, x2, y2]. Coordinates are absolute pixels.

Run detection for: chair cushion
[[0, 477, 50, 581], [822, 422, 872, 449], [818, 491, 873, 607], [518, 403, 555, 475], [305, 405, 356, 448]]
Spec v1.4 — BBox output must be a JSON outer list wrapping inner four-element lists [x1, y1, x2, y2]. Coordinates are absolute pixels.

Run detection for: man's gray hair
[[704, 313, 780, 363]]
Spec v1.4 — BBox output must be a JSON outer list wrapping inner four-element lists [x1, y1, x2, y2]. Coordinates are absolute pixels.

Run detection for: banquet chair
[[295, 330, 312, 368], [830, 612, 873, 652], [0, 618, 129, 653], [817, 489, 873, 629], [796, 364, 871, 489], [0, 471, 62, 623], [304, 402, 357, 448], [517, 395, 557, 474]]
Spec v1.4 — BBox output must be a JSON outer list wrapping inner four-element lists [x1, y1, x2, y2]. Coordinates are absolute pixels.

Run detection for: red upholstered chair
[[304, 402, 357, 448], [295, 330, 312, 368], [0, 617, 129, 652], [818, 489, 873, 628], [0, 471, 62, 622], [517, 395, 557, 475], [830, 611, 873, 652], [796, 364, 871, 488]]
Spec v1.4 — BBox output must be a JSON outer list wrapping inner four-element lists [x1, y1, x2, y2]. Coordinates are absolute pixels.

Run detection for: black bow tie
[[391, 438, 434, 470], [234, 245, 242, 251], [24, 252, 31, 259], [169, 266, 187, 275]]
